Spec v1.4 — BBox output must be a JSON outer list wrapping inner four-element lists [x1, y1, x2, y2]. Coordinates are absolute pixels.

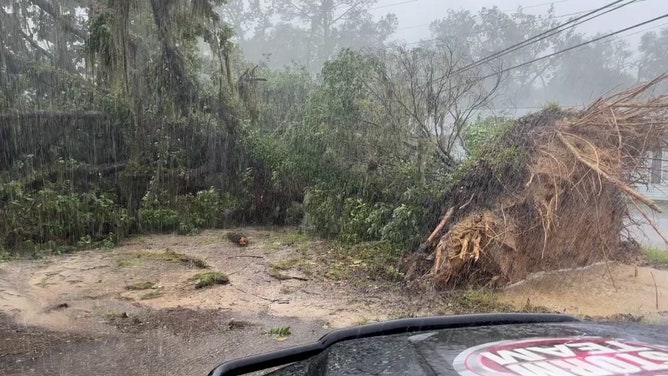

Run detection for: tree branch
[[31, 0, 89, 40]]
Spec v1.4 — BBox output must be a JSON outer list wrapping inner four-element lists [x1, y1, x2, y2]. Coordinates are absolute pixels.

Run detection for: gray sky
[[370, 0, 668, 47]]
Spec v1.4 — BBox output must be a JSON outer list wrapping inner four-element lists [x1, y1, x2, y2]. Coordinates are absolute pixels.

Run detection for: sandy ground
[[1, 228, 667, 375], [498, 262, 668, 321], [0, 228, 424, 376]]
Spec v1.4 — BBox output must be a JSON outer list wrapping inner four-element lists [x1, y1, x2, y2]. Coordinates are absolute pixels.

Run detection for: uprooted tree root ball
[[407, 75, 668, 288]]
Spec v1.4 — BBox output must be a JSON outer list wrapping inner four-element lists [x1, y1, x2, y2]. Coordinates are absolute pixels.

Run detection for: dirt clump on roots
[[409, 76, 668, 288]]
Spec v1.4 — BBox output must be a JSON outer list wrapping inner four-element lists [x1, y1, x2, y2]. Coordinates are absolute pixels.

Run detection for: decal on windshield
[[453, 337, 668, 376]]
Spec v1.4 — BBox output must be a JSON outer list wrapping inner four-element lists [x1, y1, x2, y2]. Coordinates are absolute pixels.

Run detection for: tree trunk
[[149, 0, 197, 115]]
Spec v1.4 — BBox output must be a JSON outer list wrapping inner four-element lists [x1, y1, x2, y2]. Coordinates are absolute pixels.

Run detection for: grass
[[267, 268, 291, 281], [322, 241, 404, 282], [188, 271, 229, 289], [267, 253, 316, 280], [140, 290, 164, 300], [270, 258, 301, 271], [104, 311, 129, 319], [118, 249, 208, 269], [644, 247, 668, 269], [435, 288, 553, 315], [125, 281, 157, 290], [267, 231, 311, 251], [440, 289, 515, 314]]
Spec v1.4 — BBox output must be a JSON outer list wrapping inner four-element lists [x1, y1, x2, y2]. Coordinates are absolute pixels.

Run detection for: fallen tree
[[408, 75, 668, 288]]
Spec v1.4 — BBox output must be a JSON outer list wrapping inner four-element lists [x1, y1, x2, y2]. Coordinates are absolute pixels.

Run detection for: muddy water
[[498, 263, 668, 321]]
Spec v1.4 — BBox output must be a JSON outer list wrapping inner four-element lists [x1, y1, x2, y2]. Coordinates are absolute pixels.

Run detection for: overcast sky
[[370, 0, 668, 47]]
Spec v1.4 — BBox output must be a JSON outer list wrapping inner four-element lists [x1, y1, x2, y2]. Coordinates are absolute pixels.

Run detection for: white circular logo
[[453, 337, 668, 376]]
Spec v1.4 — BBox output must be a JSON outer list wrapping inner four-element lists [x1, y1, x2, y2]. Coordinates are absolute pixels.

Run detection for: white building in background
[[635, 149, 668, 202], [631, 149, 668, 249]]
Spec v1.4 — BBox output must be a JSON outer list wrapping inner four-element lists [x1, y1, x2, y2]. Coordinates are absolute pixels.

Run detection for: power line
[[400, 8, 605, 43], [330, 0, 420, 20], [478, 13, 668, 81], [369, 0, 419, 10], [402, 3, 637, 47], [400, 0, 572, 31], [519, 0, 571, 10], [455, 0, 638, 74], [399, 7, 605, 34]]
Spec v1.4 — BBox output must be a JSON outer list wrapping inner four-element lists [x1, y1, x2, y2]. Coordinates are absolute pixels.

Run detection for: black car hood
[[208, 314, 668, 376]]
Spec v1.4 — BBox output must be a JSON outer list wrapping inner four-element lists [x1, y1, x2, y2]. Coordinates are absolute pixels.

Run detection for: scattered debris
[[227, 319, 256, 330], [188, 271, 229, 289], [226, 232, 249, 247], [46, 302, 69, 312], [125, 281, 157, 290], [139, 290, 164, 300], [125, 249, 208, 269], [267, 268, 309, 281], [104, 312, 129, 319], [268, 326, 291, 341]]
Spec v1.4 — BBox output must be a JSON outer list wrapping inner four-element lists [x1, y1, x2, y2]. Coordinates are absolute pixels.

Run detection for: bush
[[380, 204, 422, 247], [190, 187, 225, 228], [138, 208, 180, 233], [0, 182, 132, 252], [303, 185, 344, 237], [340, 198, 392, 243], [463, 116, 515, 158], [140, 187, 238, 235]]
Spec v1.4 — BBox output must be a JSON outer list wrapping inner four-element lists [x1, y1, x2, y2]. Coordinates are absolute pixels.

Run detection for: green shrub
[[138, 208, 180, 232], [0, 182, 132, 252], [190, 187, 224, 228], [644, 247, 668, 268], [177, 220, 201, 236], [340, 199, 393, 243], [303, 185, 344, 237], [463, 117, 516, 158], [341, 198, 372, 243]]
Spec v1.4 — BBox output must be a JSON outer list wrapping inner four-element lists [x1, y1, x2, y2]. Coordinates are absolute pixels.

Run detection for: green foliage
[[186, 187, 229, 228], [463, 116, 516, 158], [340, 199, 393, 243], [257, 67, 315, 134], [295, 49, 437, 247], [380, 204, 422, 247], [644, 247, 668, 269], [304, 181, 440, 250], [0, 182, 131, 254], [458, 115, 528, 186], [140, 187, 238, 235], [542, 101, 562, 112], [138, 208, 181, 233], [303, 185, 344, 237]]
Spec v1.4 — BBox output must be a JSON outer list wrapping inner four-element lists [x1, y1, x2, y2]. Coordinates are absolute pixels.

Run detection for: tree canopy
[[0, 0, 666, 257]]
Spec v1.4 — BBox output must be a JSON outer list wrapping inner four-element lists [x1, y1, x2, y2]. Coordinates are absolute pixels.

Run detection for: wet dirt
[[1, 229, 667, 375], [498, 262, 668, 321], [0, 228, 416, 375]]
